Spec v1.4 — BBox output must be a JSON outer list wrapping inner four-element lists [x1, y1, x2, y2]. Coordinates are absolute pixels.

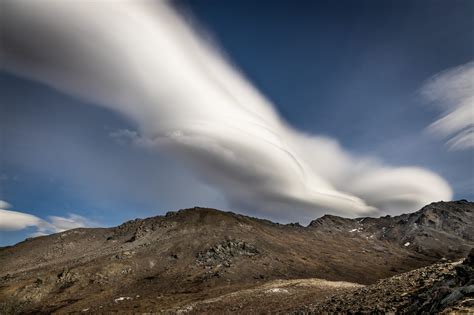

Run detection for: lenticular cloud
[[1, 0, 452, 220]]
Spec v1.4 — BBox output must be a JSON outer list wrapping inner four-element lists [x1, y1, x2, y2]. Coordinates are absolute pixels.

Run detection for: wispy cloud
[[0, 200, 95, 236], [1, 0, 452, 220], [421, 61, 474, 151]]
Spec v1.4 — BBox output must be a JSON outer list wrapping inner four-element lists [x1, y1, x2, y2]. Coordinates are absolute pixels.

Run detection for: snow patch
[[404, 242, 410, 247], [114, 297, 132, 303], [265, 288, 289, 294], [177, 305, 194, 313]]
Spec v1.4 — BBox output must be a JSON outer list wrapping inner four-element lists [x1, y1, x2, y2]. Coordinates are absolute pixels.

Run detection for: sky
[[0, 0, 473, 246]]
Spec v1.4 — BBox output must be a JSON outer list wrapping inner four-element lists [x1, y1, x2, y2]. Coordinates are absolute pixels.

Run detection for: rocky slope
[[0, 200, 472, 313], [297, 249, 474, 313], [161, 250, 474, 314]]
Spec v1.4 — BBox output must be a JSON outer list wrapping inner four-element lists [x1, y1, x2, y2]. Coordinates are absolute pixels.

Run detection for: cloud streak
[[1, 0, 452, 220], [421, 61, 474, 151]]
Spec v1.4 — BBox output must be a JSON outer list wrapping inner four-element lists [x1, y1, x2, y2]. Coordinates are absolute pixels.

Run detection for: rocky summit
[[0, 200, 473, 314]]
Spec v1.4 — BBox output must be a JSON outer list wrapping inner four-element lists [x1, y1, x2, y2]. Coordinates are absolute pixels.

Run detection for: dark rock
[[196, 239, 259, 268], [463, 248, 474, 267]]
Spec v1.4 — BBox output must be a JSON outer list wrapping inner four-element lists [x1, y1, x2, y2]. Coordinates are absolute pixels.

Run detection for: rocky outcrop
[[196, 240, 259, 268], [406, 248, 474, 313]]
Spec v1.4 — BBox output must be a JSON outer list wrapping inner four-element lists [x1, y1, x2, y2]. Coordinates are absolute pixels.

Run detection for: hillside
[[0, 200, 472, 313]]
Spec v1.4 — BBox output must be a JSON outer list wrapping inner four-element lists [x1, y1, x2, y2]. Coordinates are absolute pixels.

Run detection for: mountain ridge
[[0, 200, 472, 313]]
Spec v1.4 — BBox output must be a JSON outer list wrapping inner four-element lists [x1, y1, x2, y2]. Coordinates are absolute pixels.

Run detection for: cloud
[[0, 200, 94, 235], [1, 0, 452, 221], [44, 214, 96, 233], [0, 200, 12, 210], [421, 61, 474, 151], [0, 201, 42, 231]]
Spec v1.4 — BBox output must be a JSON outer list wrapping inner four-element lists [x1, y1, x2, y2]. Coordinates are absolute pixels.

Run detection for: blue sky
[[1, 0, 473, 246]]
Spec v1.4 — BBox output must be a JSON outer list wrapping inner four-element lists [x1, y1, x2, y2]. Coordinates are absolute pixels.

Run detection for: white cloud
[[1, 0, 453, 221], [0, 200, 12, 210], [421, 61, 474, 151], [0, 201, 42, 231], [45, 214, 95, 233], [0, 200, 94, 235]]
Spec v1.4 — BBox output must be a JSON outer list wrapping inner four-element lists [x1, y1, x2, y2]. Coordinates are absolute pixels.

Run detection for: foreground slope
[[297, 249, 474, 313], [163, 251, 474, 314], [0, 200, 472, 313]]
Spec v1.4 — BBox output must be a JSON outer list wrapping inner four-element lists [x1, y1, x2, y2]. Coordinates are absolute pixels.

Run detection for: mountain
[[309, 199, 473, 259], [0, 200, 472, 314]]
